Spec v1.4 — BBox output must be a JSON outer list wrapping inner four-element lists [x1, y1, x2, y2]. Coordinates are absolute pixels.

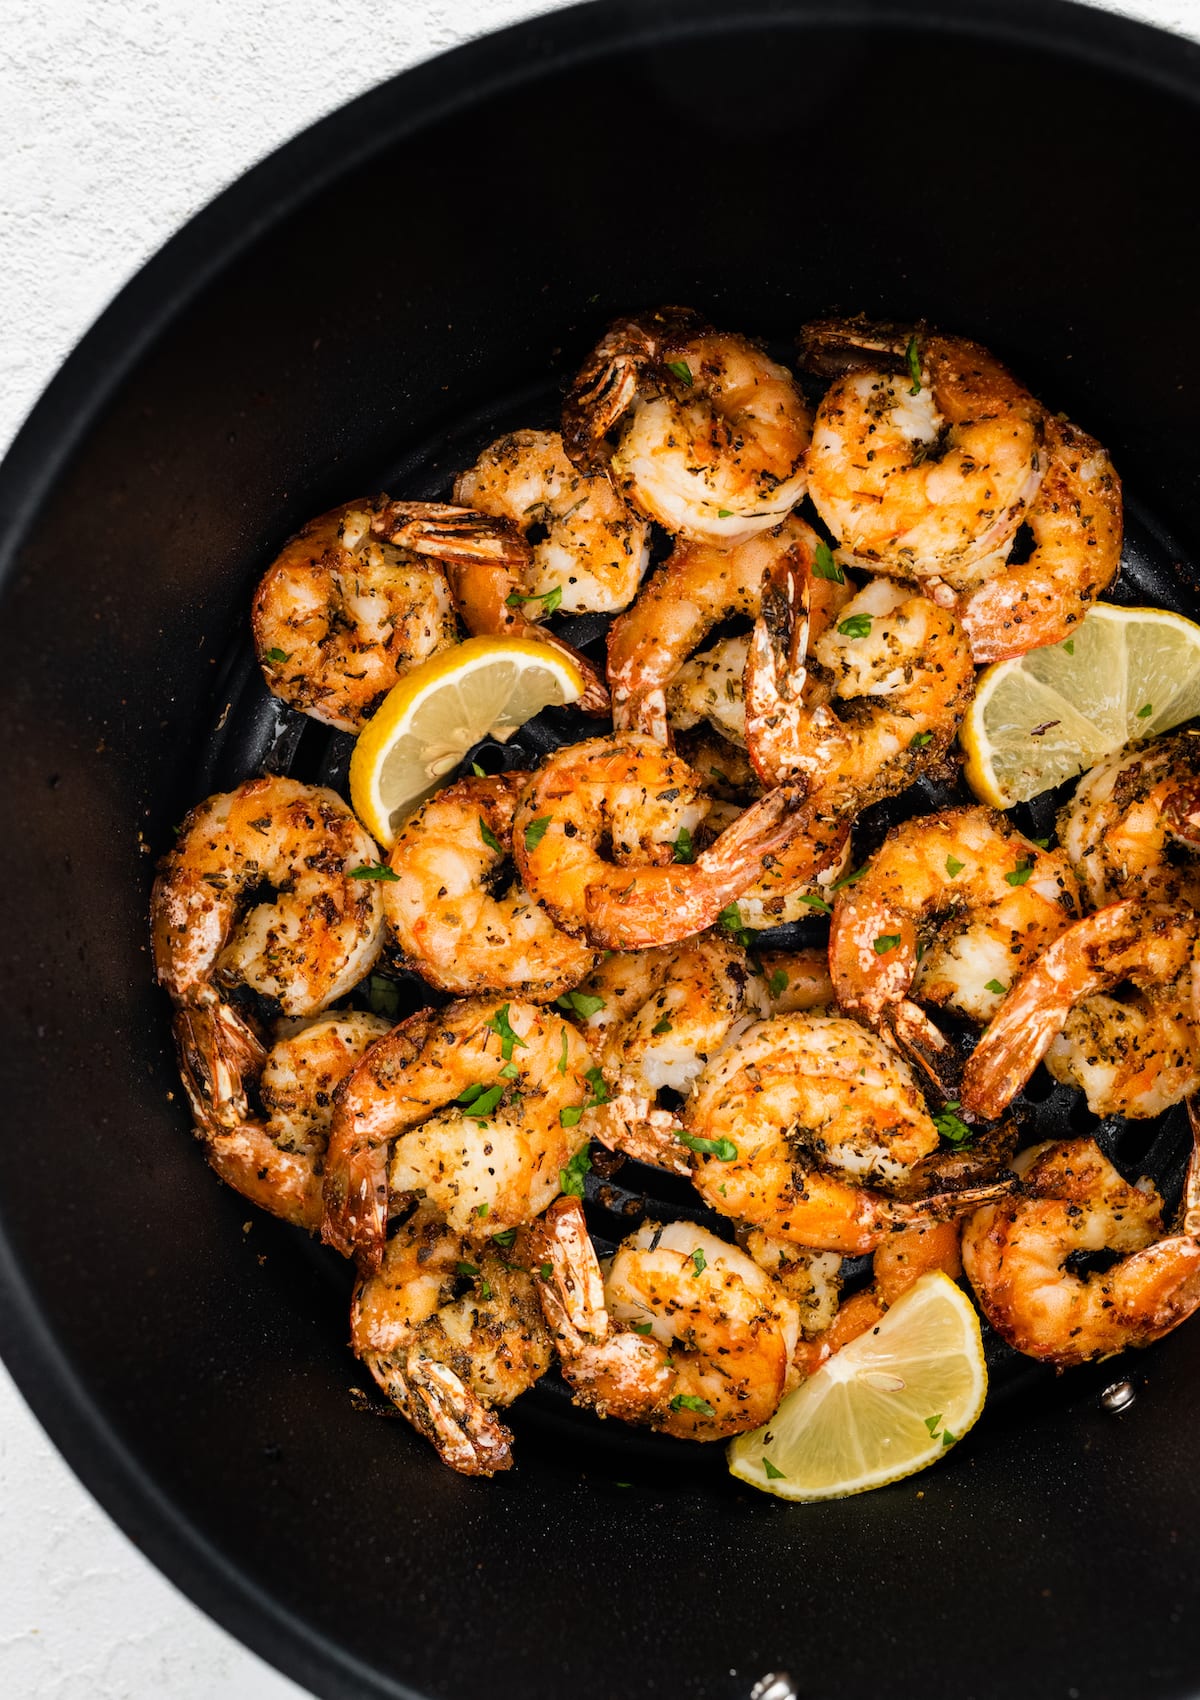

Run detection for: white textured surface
[[1, 0, 1198, 1694]]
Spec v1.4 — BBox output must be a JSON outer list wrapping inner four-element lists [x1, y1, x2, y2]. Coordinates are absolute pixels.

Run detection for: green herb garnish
[[479, 816, 503, 853], [838, 613, 873, 639], [505, 584, 563, 614], [763, 1457, 787, 1480], [651, 1015, 673, 1035], [905, 335, 922, 394], [523, 815, 552, 852], [559, 1145, 592, 1197], [946, 855, 964, 878], [933, 1102, 972, 1145], [690, 1247, 707, 1277], [677, 1131, 738, 1162], [669, 1394, 715, 1416], [262, 647, 289, 663], [984, 979, 1007, 996], [672, 825, 695, 864], [1137, 703, 1153, 719], [555, 990, 606, 1019], [910, 731, 933, 749], [873, 933, 901, 955], [486, 1003, 528, 1061], [812, 540, 844, 583], [666, 359, 693, 384], [1005, 859, 1034, 887]]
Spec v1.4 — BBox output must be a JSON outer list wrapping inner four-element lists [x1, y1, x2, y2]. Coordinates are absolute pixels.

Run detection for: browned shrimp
[[962, 901, 1200, 1121], [962, 1130, 1200, 1367], [252, 499, 458, 731], [511, 733, 828, 951]]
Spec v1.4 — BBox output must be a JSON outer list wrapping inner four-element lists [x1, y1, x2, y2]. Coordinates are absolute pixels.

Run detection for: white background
[[1, 0, 1196, 1694]]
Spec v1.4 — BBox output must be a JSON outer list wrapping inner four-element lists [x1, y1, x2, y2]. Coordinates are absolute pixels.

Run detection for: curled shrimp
[[252, 499, 459, 732], [511, 732, 823, 951], [531, 1198, 799, 1439], [1058, 729, 1200, 911], [152, 775, 386, 1016], [453, 429, 650, 615], [745, 560, 975, 805], [829, 807, 1081, 1088], [605, 516, 843, 741], [683, 1013, 1013, 1253], [961, 900, 1200, 1120], [173, 1006, 389, 1229], [352, 1204, 552, 1475], [955, 419, 1122, 663], [562, 307, 812, 546], [367, 498, 609, 714], [383, 772, 596, 1001], [800, 318, 1045, 577], [962, 1131, 1200, 1367], [323, 996, 595, 1268]]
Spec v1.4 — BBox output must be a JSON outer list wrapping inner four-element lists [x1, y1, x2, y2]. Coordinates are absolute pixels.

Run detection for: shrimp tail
[[562, 306, 710, 468], [529, 1196, 608, 1340], [886, 1004, 964, 1101], [585, 1092, 693, 1177], [387, 1351, 515, 1476], [321, 1143, 390, 1272], [173, 997, 268, 1132], [889, 1173, 1016, 1225], [745, 553, 843, 789], [797, 317, 925, 378]]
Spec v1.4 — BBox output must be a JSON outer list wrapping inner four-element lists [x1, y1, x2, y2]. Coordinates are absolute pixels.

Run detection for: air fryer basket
[[2, 5, 1200, 1699]]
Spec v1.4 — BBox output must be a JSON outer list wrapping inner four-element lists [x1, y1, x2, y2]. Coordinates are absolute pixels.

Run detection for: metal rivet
[[751, 1676, 798, 1700], [1101, 1378, 1136, 1414]]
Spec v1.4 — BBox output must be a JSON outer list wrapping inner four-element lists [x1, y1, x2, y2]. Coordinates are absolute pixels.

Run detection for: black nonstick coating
[[2, 4, 1200, 1699]]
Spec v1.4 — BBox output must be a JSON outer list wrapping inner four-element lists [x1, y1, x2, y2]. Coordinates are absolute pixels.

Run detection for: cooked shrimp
[[531, 1198, 799, 1439], [792, 1218, 964, 1377], [173, 1005, 389, 1228], [570, 931, 752, 1172], [829, 808, 1081, 1087], [383, 772, 595, 1001], [606, 516, 843, 741], [1059, 729, 1200, 911], [562, 307, 811, 546], [323, 996, 595, 1268], [956, 419, 1122, 663], [368, 498, 609, 713], [452, 429, 650, 615], [511, 732, 822, 950], [739, 1232, 844, 1337], [352, 1204, 552, 1475], [152, 775, 386, 1016], [962, 900, 1200, 1120], [252, 499, 459, 732], [745, 564, 974, 806], [800, 318, 1045, 577], [962, 1133, 1200, 1367], [684, 1013, 1013, 1252]]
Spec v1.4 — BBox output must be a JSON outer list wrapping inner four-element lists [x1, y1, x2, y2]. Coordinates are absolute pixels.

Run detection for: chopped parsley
[[762, 1457, 787, 1480], [559, 1144, 592, 1197], [540, 1262, 553, 1281], [455, 1260, 480, 1278], [1063, 639, 1075, 655], [716, 901, 752, 948], [812, 540, 844, 583], [873, 933, 902, 955], [456, 1082, 506, 1121], [1137, 702, 1153, 719], [555, 989, 606, 1019], [768, 968, 788, 998], [672, 825, 695, 864], [946, 855, 964, 878], [471, 762, 487, 777], [262, 647, 289, 663], [651, 1015, 673, 1035], [491, 1227, 517, 1249], [941, 1427, 957, 1447], [717, 508, 734, 518], [558, 1028, 569, 1074], [365, 973, 401, 1019], [478, 816, 503, 854], [523, 815, 552, 851], [677, 1131, 738, 1162], [486, 1003, 527, 1061], [795, 892, 832, 915], [690, 1247, 707, 1277], [905, 334, 922, 394], [923, 1413, 943, 1436], [666, 359, 693, 385], [348, 863, 399, 881], [830, 866, 868, 891], [838, 613, 873, 639], [933, 1101, 972, 1145], [1005, 859, 1034, 887], [984, 979, 1008, 995], [505, 584, 563, 614], [476, 1202, 489, 1219], [631, 1320, 653, 1335], [910, 731, 933, 749], [669, 1394, 715, 1416]]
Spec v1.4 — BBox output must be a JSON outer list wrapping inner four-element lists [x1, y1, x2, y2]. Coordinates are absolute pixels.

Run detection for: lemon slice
[[961, 604, 1200, 807], [349, 637, 584, 845], [728, 1272, 986, 1501]]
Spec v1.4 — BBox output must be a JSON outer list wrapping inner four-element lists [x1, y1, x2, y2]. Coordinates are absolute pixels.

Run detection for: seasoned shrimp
[[323, 997, 595, 1268], [383, 772, 595, 1001], [252, 499, 459, 732], [453, 429, 650, 615], [352, 1204, 552, 1475], [800, 318, 1045, 576], [531, 1199, 799, 1439], [606, 516, 843, 741], [962, 900, 1200, 1120], [173, 1006, 389, 1229], [562, 307, 811, 546], [684, 1013, 1013, 1252], [829, 808, 1081, 1087], [152, 775, 386, 1016], [511, 732, 822, 951], [956, 419, 1122, 663], [569, 932, 751, 1172], [962, 1133, 1200, 1367], [1059, 729, 1200, 911], [746, 564, 975, 806], [367, 498, 609, 713]]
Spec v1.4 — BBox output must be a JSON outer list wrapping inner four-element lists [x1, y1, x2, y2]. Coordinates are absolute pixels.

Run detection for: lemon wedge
[[961, 604, 1200, 808], [349, 637, 584, 846], [728, 1272, 986, 1501]]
